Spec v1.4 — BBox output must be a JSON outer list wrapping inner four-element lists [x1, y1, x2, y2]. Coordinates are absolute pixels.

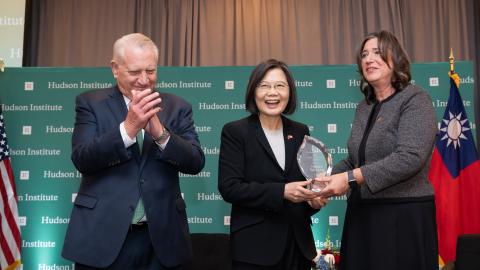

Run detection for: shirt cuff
[[120, 122, 136, 148], [154, 136, 170, 150]]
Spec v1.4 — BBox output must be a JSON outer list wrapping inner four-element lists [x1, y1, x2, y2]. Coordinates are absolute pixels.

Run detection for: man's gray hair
[[112, 33, 159, 64]]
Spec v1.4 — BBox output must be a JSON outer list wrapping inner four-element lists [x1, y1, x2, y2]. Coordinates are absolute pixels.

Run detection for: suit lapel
[[282, 116, 297, 173], [106, 86, 128, 128], [250, 115, 299, 173], [250, 115, 278, 167]]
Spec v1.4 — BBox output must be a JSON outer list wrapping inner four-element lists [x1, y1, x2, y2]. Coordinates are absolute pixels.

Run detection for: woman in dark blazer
[[218, 59, 327, 270]]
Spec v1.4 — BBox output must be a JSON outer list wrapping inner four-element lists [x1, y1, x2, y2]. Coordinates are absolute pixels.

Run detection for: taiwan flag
[[428, 72, 480, 264]]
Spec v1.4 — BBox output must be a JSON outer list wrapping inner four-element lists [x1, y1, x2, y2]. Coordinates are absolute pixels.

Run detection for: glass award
[[297, 135, 333, 192]]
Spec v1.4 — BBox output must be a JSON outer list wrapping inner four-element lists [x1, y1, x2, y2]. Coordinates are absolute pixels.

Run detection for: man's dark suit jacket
[[218, 114, 318, 266], [62, 86, 205, 268]]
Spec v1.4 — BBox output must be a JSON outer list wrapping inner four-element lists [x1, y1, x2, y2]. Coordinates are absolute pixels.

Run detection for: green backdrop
[[0, 62, 475, 270]]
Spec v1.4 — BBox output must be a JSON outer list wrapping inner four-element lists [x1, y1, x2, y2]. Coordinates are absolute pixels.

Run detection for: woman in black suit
[[218, 59, 327, 270]]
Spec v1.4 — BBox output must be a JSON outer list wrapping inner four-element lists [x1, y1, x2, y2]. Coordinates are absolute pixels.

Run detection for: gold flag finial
[[448, 49, 460, 88], [0, 58, 5, 72], [449, 48, 455, 74]]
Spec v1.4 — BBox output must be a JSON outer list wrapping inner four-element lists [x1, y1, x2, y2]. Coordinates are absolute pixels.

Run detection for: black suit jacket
[[62, 86, 205, 268], [218, 114, 318, 266]]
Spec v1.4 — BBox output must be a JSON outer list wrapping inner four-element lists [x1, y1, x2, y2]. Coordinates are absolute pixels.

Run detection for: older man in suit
[[62, 33, 205, 270]]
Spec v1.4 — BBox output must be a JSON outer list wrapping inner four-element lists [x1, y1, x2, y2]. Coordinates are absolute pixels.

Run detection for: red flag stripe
[[0, 158, 21, 268], [0, 159, 21, 246], [430, 148, 480, 262], [0, 227, 15, 268], [429, 148, 460, 261], [0, 159, 21, 244]]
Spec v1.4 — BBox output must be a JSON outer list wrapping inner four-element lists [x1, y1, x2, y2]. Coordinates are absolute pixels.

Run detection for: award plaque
[[297, 135, 333, 192]]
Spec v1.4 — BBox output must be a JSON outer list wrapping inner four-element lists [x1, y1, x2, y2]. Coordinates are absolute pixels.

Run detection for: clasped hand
[[315, 172, 349, 198], [284, 180, 328, 209], [124, 89, 164, 139]]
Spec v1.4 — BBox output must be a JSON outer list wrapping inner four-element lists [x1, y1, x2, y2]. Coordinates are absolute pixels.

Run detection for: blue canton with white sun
[[435, 78, 478, 178]]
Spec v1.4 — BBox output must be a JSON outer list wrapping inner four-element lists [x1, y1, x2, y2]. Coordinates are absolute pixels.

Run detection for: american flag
[[0, 111, 21, 270]]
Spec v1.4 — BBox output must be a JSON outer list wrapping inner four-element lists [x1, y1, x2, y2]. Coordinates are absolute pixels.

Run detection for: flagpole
[[449, 48, 455, 75], [449, 49, 460, 88]]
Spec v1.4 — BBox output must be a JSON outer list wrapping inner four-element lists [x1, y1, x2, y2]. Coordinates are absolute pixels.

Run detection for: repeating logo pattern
[[0, 63, 475, 269]]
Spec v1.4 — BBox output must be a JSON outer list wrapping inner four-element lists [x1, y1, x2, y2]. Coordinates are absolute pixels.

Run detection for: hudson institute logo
[[19, 216, 27, 226], [22, 125, 32, 135], [327, 124, 337, 133], [19, 170, 29, 180], [326, 79, 336, 89], [224, 216, 230, 226], [329, 216, 339, 226], [24, 81, 34, 91], [429, 77, 439, 87], [439, 111, 470, 149], [225, 80, 235, 90]]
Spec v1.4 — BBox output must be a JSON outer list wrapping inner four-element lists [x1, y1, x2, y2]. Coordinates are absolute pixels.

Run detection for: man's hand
[[145, 114, 165, 140], [284, 180, 319, 203], [124, 89, 162, 138]]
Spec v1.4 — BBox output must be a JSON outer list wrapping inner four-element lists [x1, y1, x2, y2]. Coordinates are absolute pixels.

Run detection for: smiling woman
[[254, 68, 290, 121], [317, 30, 439, 270], [356, 31, 412, 105], [218, 59, 328, 270]]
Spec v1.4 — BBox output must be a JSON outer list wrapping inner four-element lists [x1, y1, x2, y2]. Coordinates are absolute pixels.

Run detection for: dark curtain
[[22, 0, 479, 150], [22, 0, 40, 66], [23, 0, 477, 66]]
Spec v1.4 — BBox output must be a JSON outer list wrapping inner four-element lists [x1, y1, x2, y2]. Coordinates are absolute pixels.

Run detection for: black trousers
[[75, 224, 182, 270], [232, 229, 312, 270]]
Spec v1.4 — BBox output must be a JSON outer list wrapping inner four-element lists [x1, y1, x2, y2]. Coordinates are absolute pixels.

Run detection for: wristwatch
[[154, 128, 170, 145], [347, 170, 358, 188]]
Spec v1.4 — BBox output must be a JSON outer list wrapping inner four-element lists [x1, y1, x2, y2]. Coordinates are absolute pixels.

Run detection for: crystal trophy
[[297, 135, 333, 192]]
